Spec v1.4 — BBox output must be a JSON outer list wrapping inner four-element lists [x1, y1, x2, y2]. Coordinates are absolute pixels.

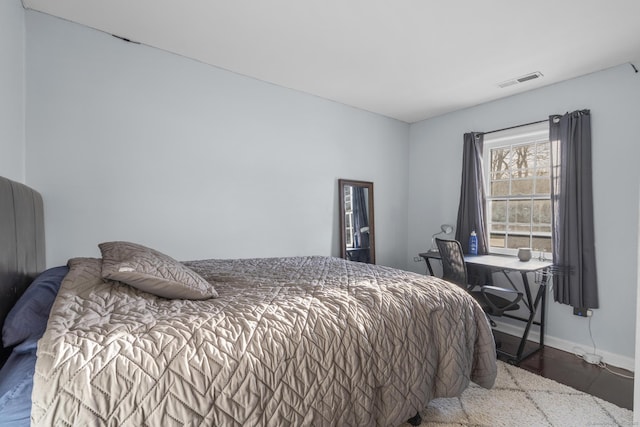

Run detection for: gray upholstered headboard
[[0, 176, 45, 359]]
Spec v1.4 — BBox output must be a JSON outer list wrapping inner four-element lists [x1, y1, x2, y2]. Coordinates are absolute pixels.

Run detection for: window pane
[[535, 176, 550, 195], [532, 236, 552, 252], [508, 200, 531, 224], [532, 226, 552, 234], [508, 224, 532, 233], [491, 200, 507, 222], [491, 171, 509, 181], [511, 178, 535, 195], [536, 166, 550, 177], [490, 233, 506, 249], [532, 200, 551, 225], [491, 148, 511, 179], [345, 213, 354, 247], [491, 180, 509, 197], [344, 189, 352, 210], [506, 234, 531, 249], [510, 144, 534, 174], [536, 142, 550, 165]]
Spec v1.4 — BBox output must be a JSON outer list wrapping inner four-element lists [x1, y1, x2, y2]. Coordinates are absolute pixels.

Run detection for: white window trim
[[483, 121, 552, 257]]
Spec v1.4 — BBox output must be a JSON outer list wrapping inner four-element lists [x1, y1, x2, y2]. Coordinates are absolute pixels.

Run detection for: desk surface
[[419, 251, 553, 272]]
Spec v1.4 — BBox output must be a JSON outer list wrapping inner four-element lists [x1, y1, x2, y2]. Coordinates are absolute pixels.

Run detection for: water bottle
[[469, 230, 478, 255]]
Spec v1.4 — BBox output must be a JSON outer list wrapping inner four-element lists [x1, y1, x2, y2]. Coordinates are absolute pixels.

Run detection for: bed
[[0, 176, 497, 426]]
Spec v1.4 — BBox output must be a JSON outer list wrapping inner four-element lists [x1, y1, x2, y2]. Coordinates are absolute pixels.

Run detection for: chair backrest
[[435, 238, 468, 289]]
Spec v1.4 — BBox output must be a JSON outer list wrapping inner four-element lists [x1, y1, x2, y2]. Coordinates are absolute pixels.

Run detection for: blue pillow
[[2, 266, 68, 348], [0, 348, 37, 427]]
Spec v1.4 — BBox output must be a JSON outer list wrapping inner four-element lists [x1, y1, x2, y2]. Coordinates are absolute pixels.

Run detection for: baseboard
[[493, 321, 635, 372]]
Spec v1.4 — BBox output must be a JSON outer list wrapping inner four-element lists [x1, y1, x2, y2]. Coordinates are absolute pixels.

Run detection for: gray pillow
[[99, 241, 217, 300]]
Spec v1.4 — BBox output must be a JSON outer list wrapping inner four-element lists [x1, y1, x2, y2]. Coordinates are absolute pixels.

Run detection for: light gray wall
[[408, 64, 640, 364], [0, 0, 25, 182], [636, 191, 640, 419], [25, 11, 409, 269]]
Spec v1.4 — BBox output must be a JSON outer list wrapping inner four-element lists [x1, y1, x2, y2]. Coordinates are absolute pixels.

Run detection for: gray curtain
[[353, 187, 369, 248], [455, 132, 489, 255], [549, 110, 599, 309], [351, 187, 370, 263]]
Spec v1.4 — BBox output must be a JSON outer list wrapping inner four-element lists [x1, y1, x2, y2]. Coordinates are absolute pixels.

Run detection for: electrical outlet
[[573, 307, 592, 317], [413, 256, 422, 263]]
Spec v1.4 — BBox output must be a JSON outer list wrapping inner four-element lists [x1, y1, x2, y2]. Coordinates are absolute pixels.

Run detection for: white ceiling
[[22, 0, 640, 123]]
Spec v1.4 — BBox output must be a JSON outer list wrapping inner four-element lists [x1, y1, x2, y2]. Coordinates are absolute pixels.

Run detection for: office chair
[[435, 238, 523, 326]]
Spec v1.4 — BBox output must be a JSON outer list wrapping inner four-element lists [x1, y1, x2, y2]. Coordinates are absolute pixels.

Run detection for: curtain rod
[[478, 119, 548, 137]]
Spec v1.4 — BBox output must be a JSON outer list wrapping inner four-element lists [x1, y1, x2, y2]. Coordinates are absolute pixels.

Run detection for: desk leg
[[539, 272, 548, 348], [513, 271, 546, 361], [425, 259, 435, 276], [493, 270, 542, 364]]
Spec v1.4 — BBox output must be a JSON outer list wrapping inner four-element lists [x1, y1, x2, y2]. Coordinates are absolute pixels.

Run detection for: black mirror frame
[[338, 179, 375, 264]]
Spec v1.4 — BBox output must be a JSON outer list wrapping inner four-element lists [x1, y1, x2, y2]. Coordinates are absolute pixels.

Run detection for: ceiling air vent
[[498, 71, 543, 88]]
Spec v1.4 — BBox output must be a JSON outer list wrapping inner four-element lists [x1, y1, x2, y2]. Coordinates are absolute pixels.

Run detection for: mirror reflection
[[339, 179, 375, 264]]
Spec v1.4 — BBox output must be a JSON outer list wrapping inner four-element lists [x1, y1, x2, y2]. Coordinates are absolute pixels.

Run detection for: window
[[343, 185, 354, 248], [483, 122, 552, 256]]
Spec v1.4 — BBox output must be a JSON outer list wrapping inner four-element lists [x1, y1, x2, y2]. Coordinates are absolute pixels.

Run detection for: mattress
[[32, 256, 496, 426]]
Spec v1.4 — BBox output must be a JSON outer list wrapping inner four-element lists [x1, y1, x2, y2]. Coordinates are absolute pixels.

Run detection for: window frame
[[343, 185, 355, 248], [482, 121, 552, 258]]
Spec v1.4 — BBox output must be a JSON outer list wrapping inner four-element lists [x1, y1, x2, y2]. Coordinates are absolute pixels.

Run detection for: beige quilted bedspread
[[32, 256, 496, 426]]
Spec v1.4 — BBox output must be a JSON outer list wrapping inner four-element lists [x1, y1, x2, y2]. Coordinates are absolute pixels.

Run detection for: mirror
[[339, 179, 375, 264]]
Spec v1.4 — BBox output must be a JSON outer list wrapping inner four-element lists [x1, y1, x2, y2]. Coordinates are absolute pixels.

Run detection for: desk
[[419, 251, 553, 364], [346, 247, 371, 263]]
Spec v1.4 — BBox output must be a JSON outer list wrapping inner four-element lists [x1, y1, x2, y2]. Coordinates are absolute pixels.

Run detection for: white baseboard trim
[[493, 321, 635, 373]]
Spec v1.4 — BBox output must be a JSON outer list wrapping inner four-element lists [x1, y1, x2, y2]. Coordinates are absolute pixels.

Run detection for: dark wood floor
[[494, 331, 634, 410]]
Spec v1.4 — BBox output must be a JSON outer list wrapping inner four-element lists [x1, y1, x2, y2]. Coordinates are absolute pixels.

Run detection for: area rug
[[401, 361, 633, 427]]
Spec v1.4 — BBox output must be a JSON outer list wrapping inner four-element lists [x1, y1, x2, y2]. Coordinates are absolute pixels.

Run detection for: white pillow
[[99, 241, 217, 300]]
